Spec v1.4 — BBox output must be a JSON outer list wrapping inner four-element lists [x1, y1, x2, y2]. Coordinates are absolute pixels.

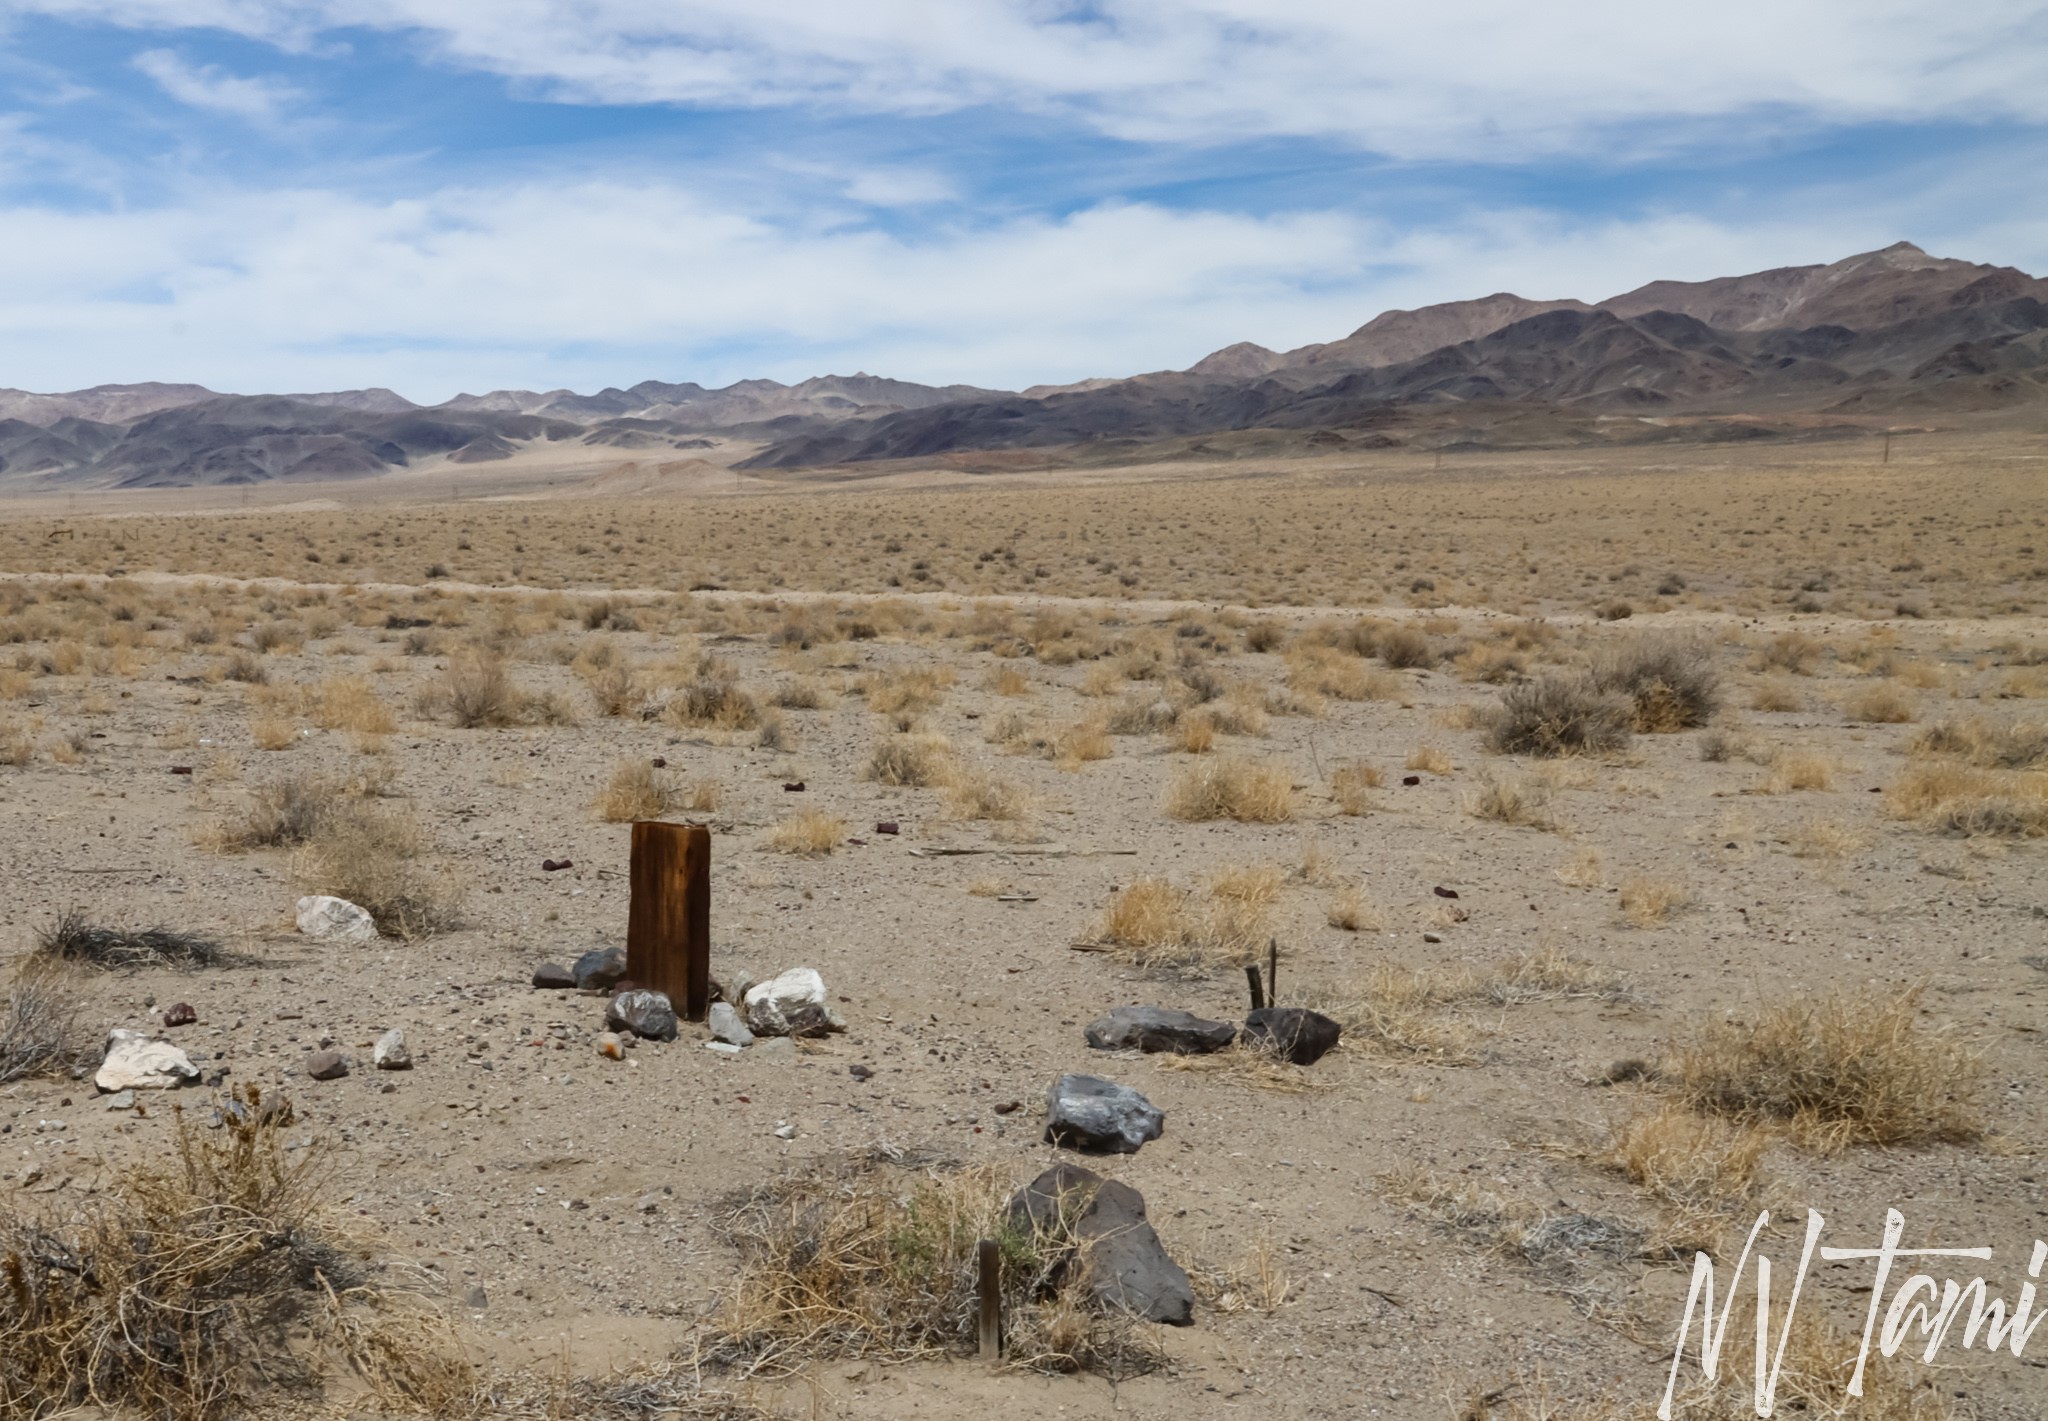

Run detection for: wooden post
[[1246, 963, 1265, 1012], [977, 1238, 1002, 1361], [1267, 937, 1279, 1006], [627, 821, 711, 1020]]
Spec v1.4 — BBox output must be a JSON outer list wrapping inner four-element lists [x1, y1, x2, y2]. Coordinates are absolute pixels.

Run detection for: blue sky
[[2, 1, 2046, 401]]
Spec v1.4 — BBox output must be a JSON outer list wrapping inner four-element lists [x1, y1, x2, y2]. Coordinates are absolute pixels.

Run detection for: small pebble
[[595, 1033, 625, 1060]]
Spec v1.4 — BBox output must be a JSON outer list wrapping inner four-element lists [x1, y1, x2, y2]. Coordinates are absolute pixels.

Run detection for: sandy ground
[[3, 463, 2046, 1420]]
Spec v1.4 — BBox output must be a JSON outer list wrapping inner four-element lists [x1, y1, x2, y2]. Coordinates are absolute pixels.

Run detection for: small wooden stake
[[1246, 963, 1265, 1012], [977, 1238, 1002, 1361], [1267, 937, 1279, 1006], [626, 821, 711, 1020]]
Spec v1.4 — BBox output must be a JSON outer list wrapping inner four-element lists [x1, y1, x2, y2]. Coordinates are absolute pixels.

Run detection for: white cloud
[[20, 0, 2048, 158], [0, 138, 2041, 400], [132, 48, 299, 119]]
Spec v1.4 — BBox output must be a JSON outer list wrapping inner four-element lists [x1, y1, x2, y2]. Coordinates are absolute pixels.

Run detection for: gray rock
[[1084, 1006, 1235, 1055], [295, 894, 377, 944], [753, 1036, 796, 1064], [742, 967, 839, 1037], [1007, 1163, 1194, 1326], [572, 946, 628, 992], [708, 1000, 755, 1047], [531, 962, 575, 989], [95, 1030, 200, 1093], [1242, 1007, 1342, 1066], [607, 989, 678, 1042], [104, 1090, 137, 1111], [1044, 1074, 1164, 1154], [372, 1029, 413, 1071], [463, 1285, 488, 1310], [305, 1049, 349, 1081]]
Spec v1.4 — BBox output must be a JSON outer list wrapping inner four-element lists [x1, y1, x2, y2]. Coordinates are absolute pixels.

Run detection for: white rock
[[296, 895, 376, 944], [95, 1029, 200, 1093], [708, 1000, 755, 1047], [372, 1028, 413, 1071], [704, 1041, 743, 1056], [743, 967, 838, 1037]]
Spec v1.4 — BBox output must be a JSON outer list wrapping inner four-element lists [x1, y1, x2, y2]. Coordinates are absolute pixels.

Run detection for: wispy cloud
[[132, 48, 299, 120], [25, 1, 2048, 158]]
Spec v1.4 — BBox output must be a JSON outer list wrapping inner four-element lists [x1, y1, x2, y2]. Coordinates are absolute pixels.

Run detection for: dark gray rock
[[1242, 1007, 1342, 1066], [571, 947, 627, 992], [532, 962, 576, 989], [1044, 1073, 1163, 1154], [1007, 1163, 1193, 1326], [304, 1049, 349, 1081], [606, 989, 678, 1042], [1084, 1006, 1235, 1055]]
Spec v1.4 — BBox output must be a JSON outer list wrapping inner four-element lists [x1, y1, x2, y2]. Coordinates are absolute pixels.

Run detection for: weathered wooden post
[[977, 1237, 1002, 1361], [627, 821, 711, 1021]]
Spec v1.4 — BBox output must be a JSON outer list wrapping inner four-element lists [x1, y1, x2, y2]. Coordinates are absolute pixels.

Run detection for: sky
[[2, 2, 2046, 401]]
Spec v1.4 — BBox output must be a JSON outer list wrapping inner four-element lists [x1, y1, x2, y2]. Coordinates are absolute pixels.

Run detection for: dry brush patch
[[0, 961, 81, 1085], [34, 911, 225, 970], [1666, 989, 1984, 1148], [702, 1153, 1161, 1378], [763, 808, 849, 856], [1089, 868, 1280, 970], [1165, 757, 1297, 823]]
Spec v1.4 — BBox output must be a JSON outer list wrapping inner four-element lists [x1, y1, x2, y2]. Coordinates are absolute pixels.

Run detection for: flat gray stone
[[708, 1000, 755, 1046], [1084, 1006, 1235, 1055], [1044, 1073, 1163, 1154]]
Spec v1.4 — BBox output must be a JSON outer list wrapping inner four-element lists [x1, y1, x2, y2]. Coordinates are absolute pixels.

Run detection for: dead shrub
[[0, 962, 81, 1084], [1592, 635, 1721, 731], [1841, 682, 1917, 724], [1329, 761, 1380, 815], [1326, 884, 1382, 932], [34, 911, 224, 970], [1091, 872, 1275, 969], [1617, 876, 1688, 927], [595, 760, 679, 821], [296, 804, 461, 939], [1168, 712, 1215, 753], [1165, 758, 1296, 823], [1484, 674, 1632, 757], [945, 767, 1033, 821], [312, 676, 397, 734], [1886, 762, 2048, 837], [1761, 752, 1835, 794], [1106, 693, 1179, 735], [1913, 716, 2048, 768], [1668, 989, 1983, 1147], [1405, 744, 1453, 775], [1462, 775, 1555, 829], [863, 733, 954, 787], [1378, 625, 1433, 668], [764, 809, 847, 856], [0, 1088, 476, 1421], [1750, 631, 1823, 675], [441, 648, 517, 728], [214, 772, 340, 850], [704, 1153, 1159, 1378], [1600, 1103, 1768, 1215], [863, 667, 953, 718], [1052, 716, 1112, 767], [665, 658, 761, 731], [772, 678, 827, 710]]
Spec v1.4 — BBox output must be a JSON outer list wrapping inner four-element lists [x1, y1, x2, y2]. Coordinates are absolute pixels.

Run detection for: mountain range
[[3, 242, 2042, 490]]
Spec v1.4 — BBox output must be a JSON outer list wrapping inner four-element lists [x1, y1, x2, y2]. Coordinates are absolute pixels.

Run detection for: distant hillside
[[4, 243, 2043, 488]]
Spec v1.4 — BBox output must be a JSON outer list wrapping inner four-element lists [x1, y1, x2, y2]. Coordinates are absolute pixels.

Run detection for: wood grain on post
[[627, 821, 711, 1021], [977, 1237, 1002, 1361]]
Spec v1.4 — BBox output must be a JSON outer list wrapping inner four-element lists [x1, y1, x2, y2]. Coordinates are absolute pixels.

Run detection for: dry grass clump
[[1463, 775, 1555, 829], [440, 648, 517, 728], [1052, 716, 1112, 767], [664, 658, 761, 731], [1168, 711, 1214, 753], [1911, 716, 2048, 769], [1106, 692, 1179, 735], [1593, 636, 1721, 731], [1326, 884, 1383, 932], [210, 771, 341, 851], [1787, 817, 1874, 861], [863, 732, 954, 787], [1617, 876, 1689, 927], [313, 675, 398, 734], [1841, 682, 1918, 724], [1405, 744, 1454, 775], [1747, 678, 1804, 712], [1886, 762, 2048, 837], [764, 809, 848, 856], [1164, 757, 1296, 823], [1484, 674, 1632, 757], [0, 1090, 476, 1421], [1599, 1104, 1768, 1215], [1750, 630, 1823, 675], [0, 962, 80, 1084], [1285, 646, 1401, 701], [1329, 760, 1380, 815], [594, 760, 681, 822], [1188, 1234, 1292, 1314], [1554, 846, 1603, 887], [1760, 752, 1835, 794], [34, 911, 224, 970], [1091, 872, 1275, 969], [1667, 989, 1983, 1147], [771, 677, 827, 710], [944, 767, 1033, 821], [983, 664, 1031, 697], [296, 803, 461, 939], [863, 666, 954, 718], [704, 1154, 1159, 1378]]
